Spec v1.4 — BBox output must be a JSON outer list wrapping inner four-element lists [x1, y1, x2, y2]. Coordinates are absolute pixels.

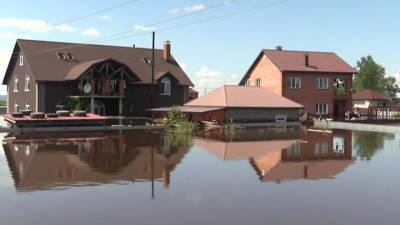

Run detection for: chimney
[[163, 40, 171, 62], [305, 54, 309, 67], [275, 45, 283, 50]]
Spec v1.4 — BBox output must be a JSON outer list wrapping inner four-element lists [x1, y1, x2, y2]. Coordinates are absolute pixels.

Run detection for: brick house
[[2, 39, 193, 116], [239, 48, 357, 119]]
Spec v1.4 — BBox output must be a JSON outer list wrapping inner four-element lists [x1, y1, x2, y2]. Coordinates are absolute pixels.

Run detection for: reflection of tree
[[353, 131, 393, 160], [166, 128, 193, 154]]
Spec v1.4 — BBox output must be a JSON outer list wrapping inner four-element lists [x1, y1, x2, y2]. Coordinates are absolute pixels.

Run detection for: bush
[[166, 106, 185, 125]]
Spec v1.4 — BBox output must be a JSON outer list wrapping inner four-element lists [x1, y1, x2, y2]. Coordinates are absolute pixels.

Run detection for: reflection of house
[[194, 127, 353, 183], [2, 131, 190, 191], [353, 89, 391, 109], [2, 39, 193, 116], [239, 48, 357, 119]]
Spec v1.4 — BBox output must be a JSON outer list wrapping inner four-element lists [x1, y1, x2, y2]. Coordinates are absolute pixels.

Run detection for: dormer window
[[142, 57, 151, 64], [13, 78, 18, 92], [19, 54, 23, 66], [160, 77, 171, 95], [24, 75, 30, 91]]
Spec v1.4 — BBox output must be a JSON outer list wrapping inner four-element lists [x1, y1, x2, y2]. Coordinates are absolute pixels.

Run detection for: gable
[[10, 39, 193, 86]]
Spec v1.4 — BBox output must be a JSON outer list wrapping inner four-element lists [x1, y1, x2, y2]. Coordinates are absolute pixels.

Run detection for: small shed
[[352, 89, 391, 108], [151, 85, 304, 124]]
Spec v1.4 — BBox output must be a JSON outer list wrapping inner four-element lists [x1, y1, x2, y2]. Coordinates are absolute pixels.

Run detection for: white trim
[[24, 74, 30, 91], [160, 77, 171, 96], [19, 55, 24, 66], [35, 83, 39, 112], [288, 76, 301, 89], [256, 78, 262, 87], [13, 78, 18, 92], [315, 103, 328, 115], [316, 77, 329, 89]]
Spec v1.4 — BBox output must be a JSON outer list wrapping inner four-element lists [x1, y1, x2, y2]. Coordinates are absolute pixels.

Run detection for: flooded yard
[[0, 127, 399, 225]]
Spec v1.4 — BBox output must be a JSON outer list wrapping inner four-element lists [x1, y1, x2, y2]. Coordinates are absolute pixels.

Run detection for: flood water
[[0, 126, 399, 225]]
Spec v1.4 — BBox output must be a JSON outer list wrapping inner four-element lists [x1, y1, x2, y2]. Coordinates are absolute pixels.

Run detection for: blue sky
[[0, 0, 399, 95]]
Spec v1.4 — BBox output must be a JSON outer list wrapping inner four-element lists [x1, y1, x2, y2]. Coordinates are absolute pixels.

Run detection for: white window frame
[[288, 77, 301, 89], [24, 74, 30, 91], [160, 77, 171, 96], [245, 79, 251, 86], [14, 103, 19, 112], [256, 79, 262, 87], [19, 55, 24, 66], [315, 103, 328, 115], [315, 142, 328, 156], [25, 102, 30, 110], [316, 77, 329, 89], [13, 78, 18, 92]]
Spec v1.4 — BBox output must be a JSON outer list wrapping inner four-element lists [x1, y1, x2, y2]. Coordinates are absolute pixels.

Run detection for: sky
[[0, 0, 399, 95]]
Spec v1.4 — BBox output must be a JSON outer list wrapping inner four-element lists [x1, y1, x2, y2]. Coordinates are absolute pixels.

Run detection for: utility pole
[[150, 31, 155, 109]]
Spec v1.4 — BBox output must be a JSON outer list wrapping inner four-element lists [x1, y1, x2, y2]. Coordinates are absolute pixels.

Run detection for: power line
[[19, 0, 241, 57], [20, 0, 289, 57], [103, 0, 289, 43]]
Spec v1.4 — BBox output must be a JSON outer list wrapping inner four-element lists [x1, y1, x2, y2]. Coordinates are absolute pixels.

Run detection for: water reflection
[[2, 131, 191, 191], [352, 131, 395, 161], [194, 127, 354, 183]]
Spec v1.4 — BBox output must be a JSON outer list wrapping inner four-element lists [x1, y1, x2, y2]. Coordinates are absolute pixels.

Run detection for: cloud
[[134, 24, 156, 33], [0, 18, 79, 34], [193, 66, 240, 94], [0, 31, 30, 40], [184, 4, 207, 13], [81, 28, 101, 37], [0, 18, 52, 32], [170, 3, 207, 14], [99, 15, 111, 21]]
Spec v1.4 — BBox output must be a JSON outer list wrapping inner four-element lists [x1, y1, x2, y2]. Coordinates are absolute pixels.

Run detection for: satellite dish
[[83, 83, 92, 94]]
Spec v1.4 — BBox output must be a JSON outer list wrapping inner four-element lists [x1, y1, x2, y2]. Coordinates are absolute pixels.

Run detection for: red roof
[[185, 85, 303, 108], [352, 89, 390, 100], [262, 49, 357, 73]]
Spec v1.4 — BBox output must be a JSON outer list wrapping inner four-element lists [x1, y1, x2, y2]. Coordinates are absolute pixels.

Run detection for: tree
[[353, 55, 386, 92], [383, 76, 399, 101]]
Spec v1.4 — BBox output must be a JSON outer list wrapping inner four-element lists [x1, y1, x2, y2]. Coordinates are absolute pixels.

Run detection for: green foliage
[[353, 55, 386, 92], [0, 100, 6, 106], [68, 98, 88, 111], [383, 76, 399, 101], [166, 106, 185, 125]]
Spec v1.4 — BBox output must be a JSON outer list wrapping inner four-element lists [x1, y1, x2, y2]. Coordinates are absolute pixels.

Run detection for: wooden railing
[[367, 107, 400, 120]]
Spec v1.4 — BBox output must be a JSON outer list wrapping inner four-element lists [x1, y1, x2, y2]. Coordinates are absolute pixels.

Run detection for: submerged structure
[[2, 39, 193, 116], [151, 85, 304, 124], [239, 48, 357, 119]]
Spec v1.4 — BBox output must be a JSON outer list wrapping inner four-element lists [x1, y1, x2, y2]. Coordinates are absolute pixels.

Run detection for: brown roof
[[240, 49, 356, 84], [149, 106, 224, 113], [2, 39, 193, 85], [352, 89, 391, 100], [263, 49, 357, 73], [185, 85, 304, 108]]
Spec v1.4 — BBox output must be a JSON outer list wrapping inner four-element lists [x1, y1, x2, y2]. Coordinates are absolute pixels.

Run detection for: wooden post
[[150, 31, 155, 109]]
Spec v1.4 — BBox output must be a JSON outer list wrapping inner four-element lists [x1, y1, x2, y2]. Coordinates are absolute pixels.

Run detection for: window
[[245, 79, 250, 86], [315, 142, 328, 156], [286, 142, 301, 157], [13, 78, 18, 92], [14, 103, 18, 112], [160, 77, 171, 95], [19, 55, 23, 66], [256, 79, 261, 87], [25, 102, 30, 110], [315, 103, 328, 115], [316, 77, 328, 89], [142, 57, 151, 64], [24, 75, 30, 91], [287, 77, 301, 89]]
